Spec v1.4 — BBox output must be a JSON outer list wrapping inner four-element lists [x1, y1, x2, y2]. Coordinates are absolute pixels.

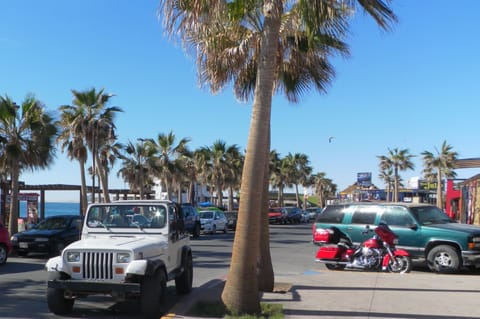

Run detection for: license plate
[[19, 242, 28, 249]]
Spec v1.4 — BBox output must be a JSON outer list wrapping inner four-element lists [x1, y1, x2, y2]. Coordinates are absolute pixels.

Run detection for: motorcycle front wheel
[[387, 255, 412, 273]]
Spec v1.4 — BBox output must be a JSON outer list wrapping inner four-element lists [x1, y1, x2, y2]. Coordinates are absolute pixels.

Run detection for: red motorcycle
[[315, 222, 412, 273]]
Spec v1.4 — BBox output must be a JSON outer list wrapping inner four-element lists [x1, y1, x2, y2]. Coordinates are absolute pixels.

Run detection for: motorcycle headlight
[[66, 251, 81, 262], [117, 253, 131, 263]]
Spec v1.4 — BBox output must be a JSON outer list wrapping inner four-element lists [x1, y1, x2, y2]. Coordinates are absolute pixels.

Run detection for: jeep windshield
[[410, 206, 453, 225], [86, 204, 167, 229]]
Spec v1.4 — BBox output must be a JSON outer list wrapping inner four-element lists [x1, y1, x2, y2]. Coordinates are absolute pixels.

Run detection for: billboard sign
[[357, 172, 372, 187]]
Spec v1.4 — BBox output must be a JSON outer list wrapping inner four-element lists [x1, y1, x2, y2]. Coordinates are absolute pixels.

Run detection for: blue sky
[[1, 1, 480, 202]]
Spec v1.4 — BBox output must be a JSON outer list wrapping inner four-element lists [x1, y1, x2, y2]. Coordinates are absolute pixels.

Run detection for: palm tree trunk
[[79, 160, 88, 216], [258, 128, 274, 292], [8, 164, 20, 235], [228, 186, 234, 211], [295, 183, 300, 207], [436, 171, 443, 210], [96, 154, 110, 203], [221, 1, 282, 314]]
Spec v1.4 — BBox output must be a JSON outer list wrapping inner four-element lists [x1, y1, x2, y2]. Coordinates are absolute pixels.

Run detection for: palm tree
[[158, 0, 396, 314], [378, 148, 415, 202], [269, 150, 285, 206], [57, 104, 89, 215], [421, 141, 458, 210], [69, 88, 122, 203], [378, 168, 394, 202], [224, 147, 243, 211], [313, 172, 336, 208], [145, 131, 190, 201], [283, 153, 312, 208], [117, 140, 155, 199], [0, 94, 57, 235]]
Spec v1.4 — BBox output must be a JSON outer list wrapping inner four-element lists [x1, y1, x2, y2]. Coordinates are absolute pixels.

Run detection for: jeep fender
[[45, 256, 63, 273], [133, 259, 167, 277]]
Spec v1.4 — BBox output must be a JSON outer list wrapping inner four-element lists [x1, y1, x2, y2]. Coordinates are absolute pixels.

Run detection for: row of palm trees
[[377, 141, 458, 209], [0, 89, 337, 236]]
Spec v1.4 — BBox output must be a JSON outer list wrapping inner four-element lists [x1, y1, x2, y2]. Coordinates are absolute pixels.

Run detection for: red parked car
[[268, 207, 288, 224], [0, 221, 12, 265]]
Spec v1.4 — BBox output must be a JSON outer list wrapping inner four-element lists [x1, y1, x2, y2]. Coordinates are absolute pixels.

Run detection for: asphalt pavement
[[164, 266, 480, 319]]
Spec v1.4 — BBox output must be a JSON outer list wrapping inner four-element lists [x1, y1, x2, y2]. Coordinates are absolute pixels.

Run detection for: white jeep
[[45, 200, 193, 319]]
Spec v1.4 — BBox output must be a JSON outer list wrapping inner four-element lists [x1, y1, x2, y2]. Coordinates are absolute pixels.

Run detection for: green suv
[[312, 202, 480, 273]]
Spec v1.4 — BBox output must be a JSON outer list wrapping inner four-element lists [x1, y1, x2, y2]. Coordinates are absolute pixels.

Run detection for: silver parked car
[[199, 210, 228, 234]]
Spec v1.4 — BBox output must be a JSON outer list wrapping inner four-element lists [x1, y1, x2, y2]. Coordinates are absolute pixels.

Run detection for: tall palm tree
[[378, 168, 394, 202], [0, 94, 57, 235], [421, 141, 458, 210], [68, 88, 122, 203], [283, 153, 312, 208], [57, 104, 89, 214], [117, 140, 155, 199], [224, 147, 244, 211], [313, 172, 336, 208], [269, 150, 285, 206], [145, 131, 190, 201], [378, 148, 415, 202], [158, 0, 396, 314]]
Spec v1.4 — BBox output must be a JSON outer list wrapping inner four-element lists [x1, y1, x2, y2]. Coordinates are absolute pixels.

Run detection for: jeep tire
[[427, 245, 460, 273], [175, 252, 193, 294], [47, 287, 74, 315], [141, 270, 166, 319]]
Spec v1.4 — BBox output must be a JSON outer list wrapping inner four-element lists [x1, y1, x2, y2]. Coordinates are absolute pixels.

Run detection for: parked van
[[312, 202, 480, 273]]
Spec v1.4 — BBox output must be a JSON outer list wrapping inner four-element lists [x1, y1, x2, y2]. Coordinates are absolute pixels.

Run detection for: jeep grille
[[82, 252, 114, 280]]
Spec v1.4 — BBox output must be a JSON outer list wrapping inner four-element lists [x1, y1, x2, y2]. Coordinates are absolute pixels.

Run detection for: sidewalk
[[164, 269, 480, 319]]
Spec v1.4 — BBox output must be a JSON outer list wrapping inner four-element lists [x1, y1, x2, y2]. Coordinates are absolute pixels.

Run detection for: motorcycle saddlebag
[[315, 245, 343, 259]]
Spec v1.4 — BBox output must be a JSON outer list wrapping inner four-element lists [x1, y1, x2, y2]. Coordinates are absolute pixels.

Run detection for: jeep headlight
[[117, 252, 131, 263], [66, 251, 81, 262]]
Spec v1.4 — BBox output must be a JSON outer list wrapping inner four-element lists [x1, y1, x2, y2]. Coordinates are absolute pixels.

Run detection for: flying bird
[[328, 137, 334, 143]]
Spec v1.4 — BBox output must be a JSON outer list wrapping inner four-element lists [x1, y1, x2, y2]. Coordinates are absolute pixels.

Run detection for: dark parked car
[[0, 221, 12, 264], [285, 207, 303, 224], [224, 211, 238, 230], [180, 203, 201, 238], [11, 215, 82, 257]]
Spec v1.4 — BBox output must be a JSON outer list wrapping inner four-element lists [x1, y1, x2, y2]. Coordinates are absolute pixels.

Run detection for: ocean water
[[19, 201, 81, 218]]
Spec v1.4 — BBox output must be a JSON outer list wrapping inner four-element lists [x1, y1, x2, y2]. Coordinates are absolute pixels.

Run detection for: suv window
[[351, 206, 377, 224], [381, 206, 415, 227], [315, 205, 346, 223]]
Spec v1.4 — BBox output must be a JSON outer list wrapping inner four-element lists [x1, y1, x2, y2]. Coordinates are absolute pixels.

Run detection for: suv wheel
[[141, 270, 166, 319], [427, 245, 460, 273], [175, 253, 193, 294]]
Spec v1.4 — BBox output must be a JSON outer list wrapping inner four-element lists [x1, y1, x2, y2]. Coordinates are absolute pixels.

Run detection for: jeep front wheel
[[141, 270, 166, 319], [427, 245, 460, 273], [47, 287, 74, 315], [175, 253, 193, 294]]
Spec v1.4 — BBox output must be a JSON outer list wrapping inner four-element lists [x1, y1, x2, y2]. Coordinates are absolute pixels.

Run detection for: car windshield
[[199, 211, 214, 219], [410, 206, 453, 225], [35, 217, 69, 230], [86, 204, 167, 229]]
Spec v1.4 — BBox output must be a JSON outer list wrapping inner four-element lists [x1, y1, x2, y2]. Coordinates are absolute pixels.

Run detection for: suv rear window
[[315, 205, 346, 223]]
